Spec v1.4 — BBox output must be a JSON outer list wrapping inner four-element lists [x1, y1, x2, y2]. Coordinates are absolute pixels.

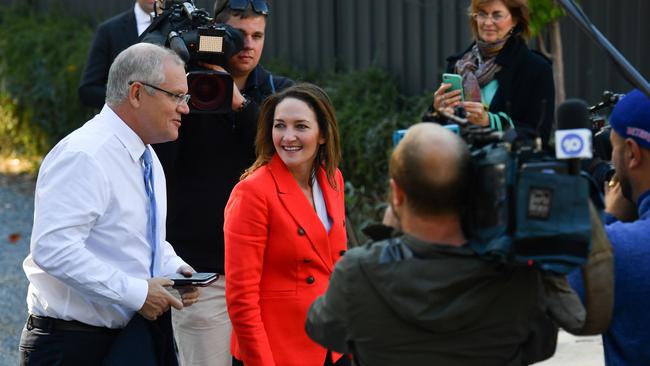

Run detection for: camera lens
[[188, 73, 231, 112]]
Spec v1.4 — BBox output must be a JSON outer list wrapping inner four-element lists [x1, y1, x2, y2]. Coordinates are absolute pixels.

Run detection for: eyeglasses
[[472, 11, 511, 23], [129, 81, 191, 106], [216, 0, 269, 16]]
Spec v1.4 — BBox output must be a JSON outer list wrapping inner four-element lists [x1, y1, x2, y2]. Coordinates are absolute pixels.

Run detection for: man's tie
[[142, 147, 160, 277]]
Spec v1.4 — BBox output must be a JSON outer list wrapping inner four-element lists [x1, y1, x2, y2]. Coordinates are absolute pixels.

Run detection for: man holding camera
[[152, 1, 293, 365], [569, 89, 650, 366], [306, 123, 556, 366]]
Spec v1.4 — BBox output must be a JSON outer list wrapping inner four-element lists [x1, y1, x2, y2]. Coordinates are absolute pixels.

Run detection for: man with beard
[[570, 89, 650, 366]]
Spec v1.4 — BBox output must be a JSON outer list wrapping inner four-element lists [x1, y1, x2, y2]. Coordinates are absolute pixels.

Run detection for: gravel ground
[[0, 174, 35, 366], [0, 173, 605, 365]]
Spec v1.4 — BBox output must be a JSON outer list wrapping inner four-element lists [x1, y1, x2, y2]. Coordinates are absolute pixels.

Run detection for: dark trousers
[[233, 351, 351, 366], [19, 313, 177, 366], [19, 324, 119, 365]]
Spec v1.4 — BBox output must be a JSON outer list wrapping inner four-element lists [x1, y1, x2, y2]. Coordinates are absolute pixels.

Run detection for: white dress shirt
[[23, 105, 187, 329], [134, 1, 153, 36], [313, 178, 332, 233]]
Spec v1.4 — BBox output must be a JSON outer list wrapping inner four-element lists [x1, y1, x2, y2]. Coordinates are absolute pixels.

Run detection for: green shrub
[[0, 5, 94, 160], [322, 69, 430, 238], [0, 92, 48, 159]]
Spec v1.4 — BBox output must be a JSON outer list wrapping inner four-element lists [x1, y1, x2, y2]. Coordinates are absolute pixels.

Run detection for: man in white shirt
[[79, 0, 159, 108], [20, 42, 197, 365]]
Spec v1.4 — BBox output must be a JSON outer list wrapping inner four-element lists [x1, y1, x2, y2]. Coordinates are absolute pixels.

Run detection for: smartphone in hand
[[167, 272, 219, 287], [442, 73, 465, 101]]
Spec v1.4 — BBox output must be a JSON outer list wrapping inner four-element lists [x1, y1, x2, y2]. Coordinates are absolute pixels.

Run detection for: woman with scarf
[[431, 0, 554, 147]]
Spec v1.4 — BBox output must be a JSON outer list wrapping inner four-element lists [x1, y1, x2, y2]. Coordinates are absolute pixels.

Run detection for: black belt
[[26, 314, 121, 334]]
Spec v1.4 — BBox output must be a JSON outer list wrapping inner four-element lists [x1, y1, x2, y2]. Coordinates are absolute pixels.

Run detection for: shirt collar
[[134, 2, 153, 36], [102, 105, 148, 163]]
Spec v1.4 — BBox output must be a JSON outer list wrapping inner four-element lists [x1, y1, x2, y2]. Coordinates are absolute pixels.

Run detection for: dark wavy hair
[[241, 83, 342, 190]]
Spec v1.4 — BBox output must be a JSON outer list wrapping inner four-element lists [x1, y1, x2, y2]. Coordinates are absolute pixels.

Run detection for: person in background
[[19, 43, 198, 365], [570, 89, 650, 365], [153, 1, 293, 365], [224, 83, 349, 366], [427, 0, 554, 147], [78, 0, 159, 108], [306, 122, 557, 366]]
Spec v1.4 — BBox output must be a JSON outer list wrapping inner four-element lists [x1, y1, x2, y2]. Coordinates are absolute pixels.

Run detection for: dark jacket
[[306, 234, 557, 366], [427, 36, 555, 147], [153, 65, 293, 274], [78, 9, 139, 108]]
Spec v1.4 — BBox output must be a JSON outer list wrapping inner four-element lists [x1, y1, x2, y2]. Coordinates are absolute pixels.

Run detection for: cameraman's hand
[[604, 177, 637, 222], [433, 83, 462, 111], [138, 278, 183, 321], [197, 61, 247, 111], [461, 101, 489, 127]]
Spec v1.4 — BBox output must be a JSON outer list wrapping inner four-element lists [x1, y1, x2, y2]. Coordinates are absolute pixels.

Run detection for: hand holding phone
[[442, 73, 465, 101]]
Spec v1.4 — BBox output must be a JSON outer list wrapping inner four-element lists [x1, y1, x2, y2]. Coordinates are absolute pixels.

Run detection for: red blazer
[[224, 155, 347, 366]]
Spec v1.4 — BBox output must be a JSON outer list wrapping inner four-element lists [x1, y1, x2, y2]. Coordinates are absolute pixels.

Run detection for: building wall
[[2, 0, 648, 103]]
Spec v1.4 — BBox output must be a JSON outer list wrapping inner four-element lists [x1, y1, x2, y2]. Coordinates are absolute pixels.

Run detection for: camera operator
[[569, 89, 650, 365], [306, 123, 556, 366], [151, 1, 293, 365]]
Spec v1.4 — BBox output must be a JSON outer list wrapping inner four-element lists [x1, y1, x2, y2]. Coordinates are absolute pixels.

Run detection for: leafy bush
[[0, 5, 94, 161], [321, 69, 430, 240], [0, 92, 48, 160]]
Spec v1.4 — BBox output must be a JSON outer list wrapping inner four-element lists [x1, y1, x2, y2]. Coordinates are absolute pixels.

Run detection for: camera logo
[[527, 187, 552, 220], [561, 133, 584, 155], [555, 129, 593, 159]]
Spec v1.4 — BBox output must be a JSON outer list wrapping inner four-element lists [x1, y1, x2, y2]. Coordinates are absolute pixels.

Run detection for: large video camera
[[585, 91, 624, 187], [141, 0, 245, 113], [397, 110, 595, 274], [462, 122, 593, 275]]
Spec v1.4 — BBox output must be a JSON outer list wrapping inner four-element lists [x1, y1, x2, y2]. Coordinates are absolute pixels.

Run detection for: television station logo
[[555, 129, 593, 159]]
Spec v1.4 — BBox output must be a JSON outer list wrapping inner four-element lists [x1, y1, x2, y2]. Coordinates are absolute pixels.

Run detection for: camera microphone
[[555, 99, 593, 175], [168, 31, 190, 62]]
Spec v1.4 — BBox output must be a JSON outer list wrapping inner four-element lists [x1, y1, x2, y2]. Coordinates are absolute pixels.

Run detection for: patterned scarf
[[455, 32, 512, 103]]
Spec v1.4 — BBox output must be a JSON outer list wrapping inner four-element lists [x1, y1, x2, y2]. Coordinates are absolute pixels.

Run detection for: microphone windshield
[[557, 99, 590, 130]]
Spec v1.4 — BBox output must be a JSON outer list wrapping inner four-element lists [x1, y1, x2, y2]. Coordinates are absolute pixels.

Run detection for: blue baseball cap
[[609, 89, 650, 149]]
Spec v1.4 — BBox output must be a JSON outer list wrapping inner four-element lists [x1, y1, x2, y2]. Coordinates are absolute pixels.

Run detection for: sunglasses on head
[[216, 0, 269, 16]]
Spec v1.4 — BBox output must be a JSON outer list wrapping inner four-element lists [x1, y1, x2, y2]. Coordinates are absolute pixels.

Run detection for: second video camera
[[141, 0, 245, 113]]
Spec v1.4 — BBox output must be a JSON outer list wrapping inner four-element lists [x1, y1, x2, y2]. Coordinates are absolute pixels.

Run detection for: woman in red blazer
[[224, 83, 348, 366]]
